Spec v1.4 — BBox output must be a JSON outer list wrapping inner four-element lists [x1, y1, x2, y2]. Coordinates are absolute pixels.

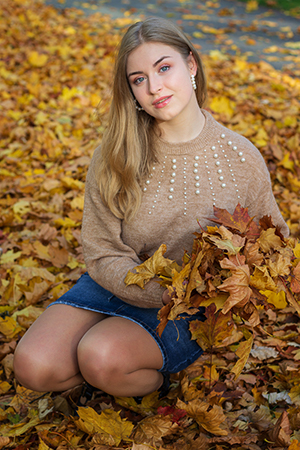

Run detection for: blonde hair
[[97, 17, 207, 221]]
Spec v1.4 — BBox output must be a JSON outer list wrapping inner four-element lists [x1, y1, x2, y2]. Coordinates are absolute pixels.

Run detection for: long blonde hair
[[97, 17, 207, 222]]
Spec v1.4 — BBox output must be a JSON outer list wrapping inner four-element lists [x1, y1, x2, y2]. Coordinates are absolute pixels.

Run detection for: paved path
[[46, 0, 300, 73]]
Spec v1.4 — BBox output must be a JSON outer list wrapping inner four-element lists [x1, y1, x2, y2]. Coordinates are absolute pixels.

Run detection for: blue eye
[[160, 65, 170, 73], [134, 77, 145, 85]]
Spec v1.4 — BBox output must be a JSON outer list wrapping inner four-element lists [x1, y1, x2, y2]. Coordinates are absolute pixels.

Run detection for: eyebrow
[[127, 56, 171, 78]]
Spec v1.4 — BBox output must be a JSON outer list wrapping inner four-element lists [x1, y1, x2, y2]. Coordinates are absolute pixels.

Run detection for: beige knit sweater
[[81, 110, 289, 308]]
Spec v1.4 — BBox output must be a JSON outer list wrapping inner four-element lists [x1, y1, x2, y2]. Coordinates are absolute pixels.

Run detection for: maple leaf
[[204, 232, 245, 256], [208, 204, 260, 238], [266, 252, 292, 277], [218, 257, 252, 313], [133, 415, 174, 446], [177, 398, 228, 436], [124, 244, 174, 289], [189, 303, 234, 351], [76, 406, 134, 446]]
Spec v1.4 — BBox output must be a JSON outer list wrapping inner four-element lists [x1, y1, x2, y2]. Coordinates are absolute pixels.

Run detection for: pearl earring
[[134, 99, 144, 111], [191, 74, 197, 90]]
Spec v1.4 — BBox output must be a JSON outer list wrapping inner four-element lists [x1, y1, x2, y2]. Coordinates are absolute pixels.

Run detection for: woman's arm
[[81, 159, 165, 309]]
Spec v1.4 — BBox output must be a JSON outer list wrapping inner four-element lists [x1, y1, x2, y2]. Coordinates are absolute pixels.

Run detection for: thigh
[[15, 305, 106, 372], [79, 317, 164, 372]]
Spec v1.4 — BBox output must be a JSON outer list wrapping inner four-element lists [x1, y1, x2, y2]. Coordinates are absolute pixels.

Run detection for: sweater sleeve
[[243, 144, 289, 237], [81, 157, 165, 309]]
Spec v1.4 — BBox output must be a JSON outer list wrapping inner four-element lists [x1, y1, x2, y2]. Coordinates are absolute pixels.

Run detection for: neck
[[156, 103, 205, 143]]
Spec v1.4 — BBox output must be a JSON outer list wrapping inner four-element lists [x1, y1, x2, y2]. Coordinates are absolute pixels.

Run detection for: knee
[[14, 342, 55, 392], [77, 336, 122, 388]]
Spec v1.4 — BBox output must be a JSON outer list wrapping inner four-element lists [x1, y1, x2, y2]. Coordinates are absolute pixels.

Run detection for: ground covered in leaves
[[0, 0, 300, 448]]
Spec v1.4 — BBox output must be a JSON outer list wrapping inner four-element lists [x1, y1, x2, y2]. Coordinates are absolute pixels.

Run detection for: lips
[[152, 95, 172, 108]]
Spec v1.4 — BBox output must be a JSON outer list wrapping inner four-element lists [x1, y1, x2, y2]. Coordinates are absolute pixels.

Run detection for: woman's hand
[[162, 289, 172, 305]]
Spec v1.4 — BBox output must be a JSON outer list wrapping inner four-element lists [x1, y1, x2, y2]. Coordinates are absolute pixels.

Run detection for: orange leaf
[[291, 261, 300, 293], [219, 257, 252, 313]]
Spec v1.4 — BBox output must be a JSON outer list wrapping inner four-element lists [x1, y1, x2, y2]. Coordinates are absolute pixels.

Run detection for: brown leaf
[[133, 415, 174, 446], [189, 303, 233, 350], [258, 228, 284, 253], [268, 411, 291, 447], [48, 245, 69, 268], [219, 257, 252, 313], [291, 261, 300, 293], [177, 398, 228, 436]]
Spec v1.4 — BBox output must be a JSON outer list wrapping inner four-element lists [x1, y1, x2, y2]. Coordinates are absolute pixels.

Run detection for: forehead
[[127, 42, 181, 70]]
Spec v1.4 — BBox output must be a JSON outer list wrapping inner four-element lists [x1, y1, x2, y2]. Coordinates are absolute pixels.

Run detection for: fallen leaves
[[1, 0, 300, 448]]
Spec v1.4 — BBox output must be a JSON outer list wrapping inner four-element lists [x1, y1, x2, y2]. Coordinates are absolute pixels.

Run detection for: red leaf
[[208, 204, 260, 238]]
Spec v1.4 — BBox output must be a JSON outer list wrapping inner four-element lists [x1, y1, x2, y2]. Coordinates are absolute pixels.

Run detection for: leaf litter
[[0, 0, 300, 448]]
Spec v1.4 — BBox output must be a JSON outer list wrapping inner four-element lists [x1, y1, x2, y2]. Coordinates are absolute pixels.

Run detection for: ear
[[188, 52, 197, 76]]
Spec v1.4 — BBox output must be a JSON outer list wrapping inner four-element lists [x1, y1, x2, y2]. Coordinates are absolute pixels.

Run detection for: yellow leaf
[[293, 243, 300, 259], [64, 26, 76, 35], [209, 96, 236, 119], [35, 111, 48, 125], [250, 266, 277, 291], [0, 415, 41, 437], [193, 31, 204, 39], [70, 195, 84, 210], [0, 381, 11, 394], [231, 335, 253, 379], [260, 290, 287, 309], [61, 176, 85, 190], [13, 200, 31, 215], [76, 407, 133, 446], [0, 317, 23, 339], [125, 244, 174, 289], [246, 0, 258, 12], [285, 42, 300, 49], [28, 51, 48, 67], [54, 217, 78, 228], [279, 152, 294, 171], [1, 250, 22, 265], [38, 439, 51, 450]]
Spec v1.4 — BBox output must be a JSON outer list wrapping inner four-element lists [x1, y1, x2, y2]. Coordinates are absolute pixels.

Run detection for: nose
[[148, 74, 162, 95]]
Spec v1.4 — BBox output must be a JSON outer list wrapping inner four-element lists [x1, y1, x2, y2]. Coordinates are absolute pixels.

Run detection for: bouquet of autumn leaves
[[125, 204, 300, 378]]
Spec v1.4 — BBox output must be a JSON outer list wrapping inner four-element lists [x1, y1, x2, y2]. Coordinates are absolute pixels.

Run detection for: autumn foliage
[[0, 0, 300, 448]]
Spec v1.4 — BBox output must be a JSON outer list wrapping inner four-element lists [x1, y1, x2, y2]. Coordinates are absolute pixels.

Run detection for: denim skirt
[[49, 272, 205, 374]]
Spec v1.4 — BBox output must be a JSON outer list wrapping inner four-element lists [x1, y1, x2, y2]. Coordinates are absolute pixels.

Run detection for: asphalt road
[[45, 0, 300, 73]]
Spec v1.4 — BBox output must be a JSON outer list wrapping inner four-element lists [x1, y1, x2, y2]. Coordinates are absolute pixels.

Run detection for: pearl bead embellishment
[[143, 133, 244, 214]]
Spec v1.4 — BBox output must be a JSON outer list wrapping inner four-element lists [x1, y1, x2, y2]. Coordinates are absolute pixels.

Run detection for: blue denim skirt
[[49, 272, 205, 373]]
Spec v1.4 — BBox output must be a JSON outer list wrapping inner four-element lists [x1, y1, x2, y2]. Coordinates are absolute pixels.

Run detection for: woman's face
[[127, 42, 197, 126]]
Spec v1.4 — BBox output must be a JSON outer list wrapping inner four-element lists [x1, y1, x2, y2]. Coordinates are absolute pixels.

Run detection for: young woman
[[13, 17, 289, 399]]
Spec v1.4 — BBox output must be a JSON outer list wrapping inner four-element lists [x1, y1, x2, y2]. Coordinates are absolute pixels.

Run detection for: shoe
[[158, 372, 170, 399], [77, 382, 96, 407]]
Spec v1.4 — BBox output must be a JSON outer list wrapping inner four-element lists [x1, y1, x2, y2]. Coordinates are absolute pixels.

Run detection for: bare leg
[[13, 305, 106, 392], [77, 317, 164, 397]]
